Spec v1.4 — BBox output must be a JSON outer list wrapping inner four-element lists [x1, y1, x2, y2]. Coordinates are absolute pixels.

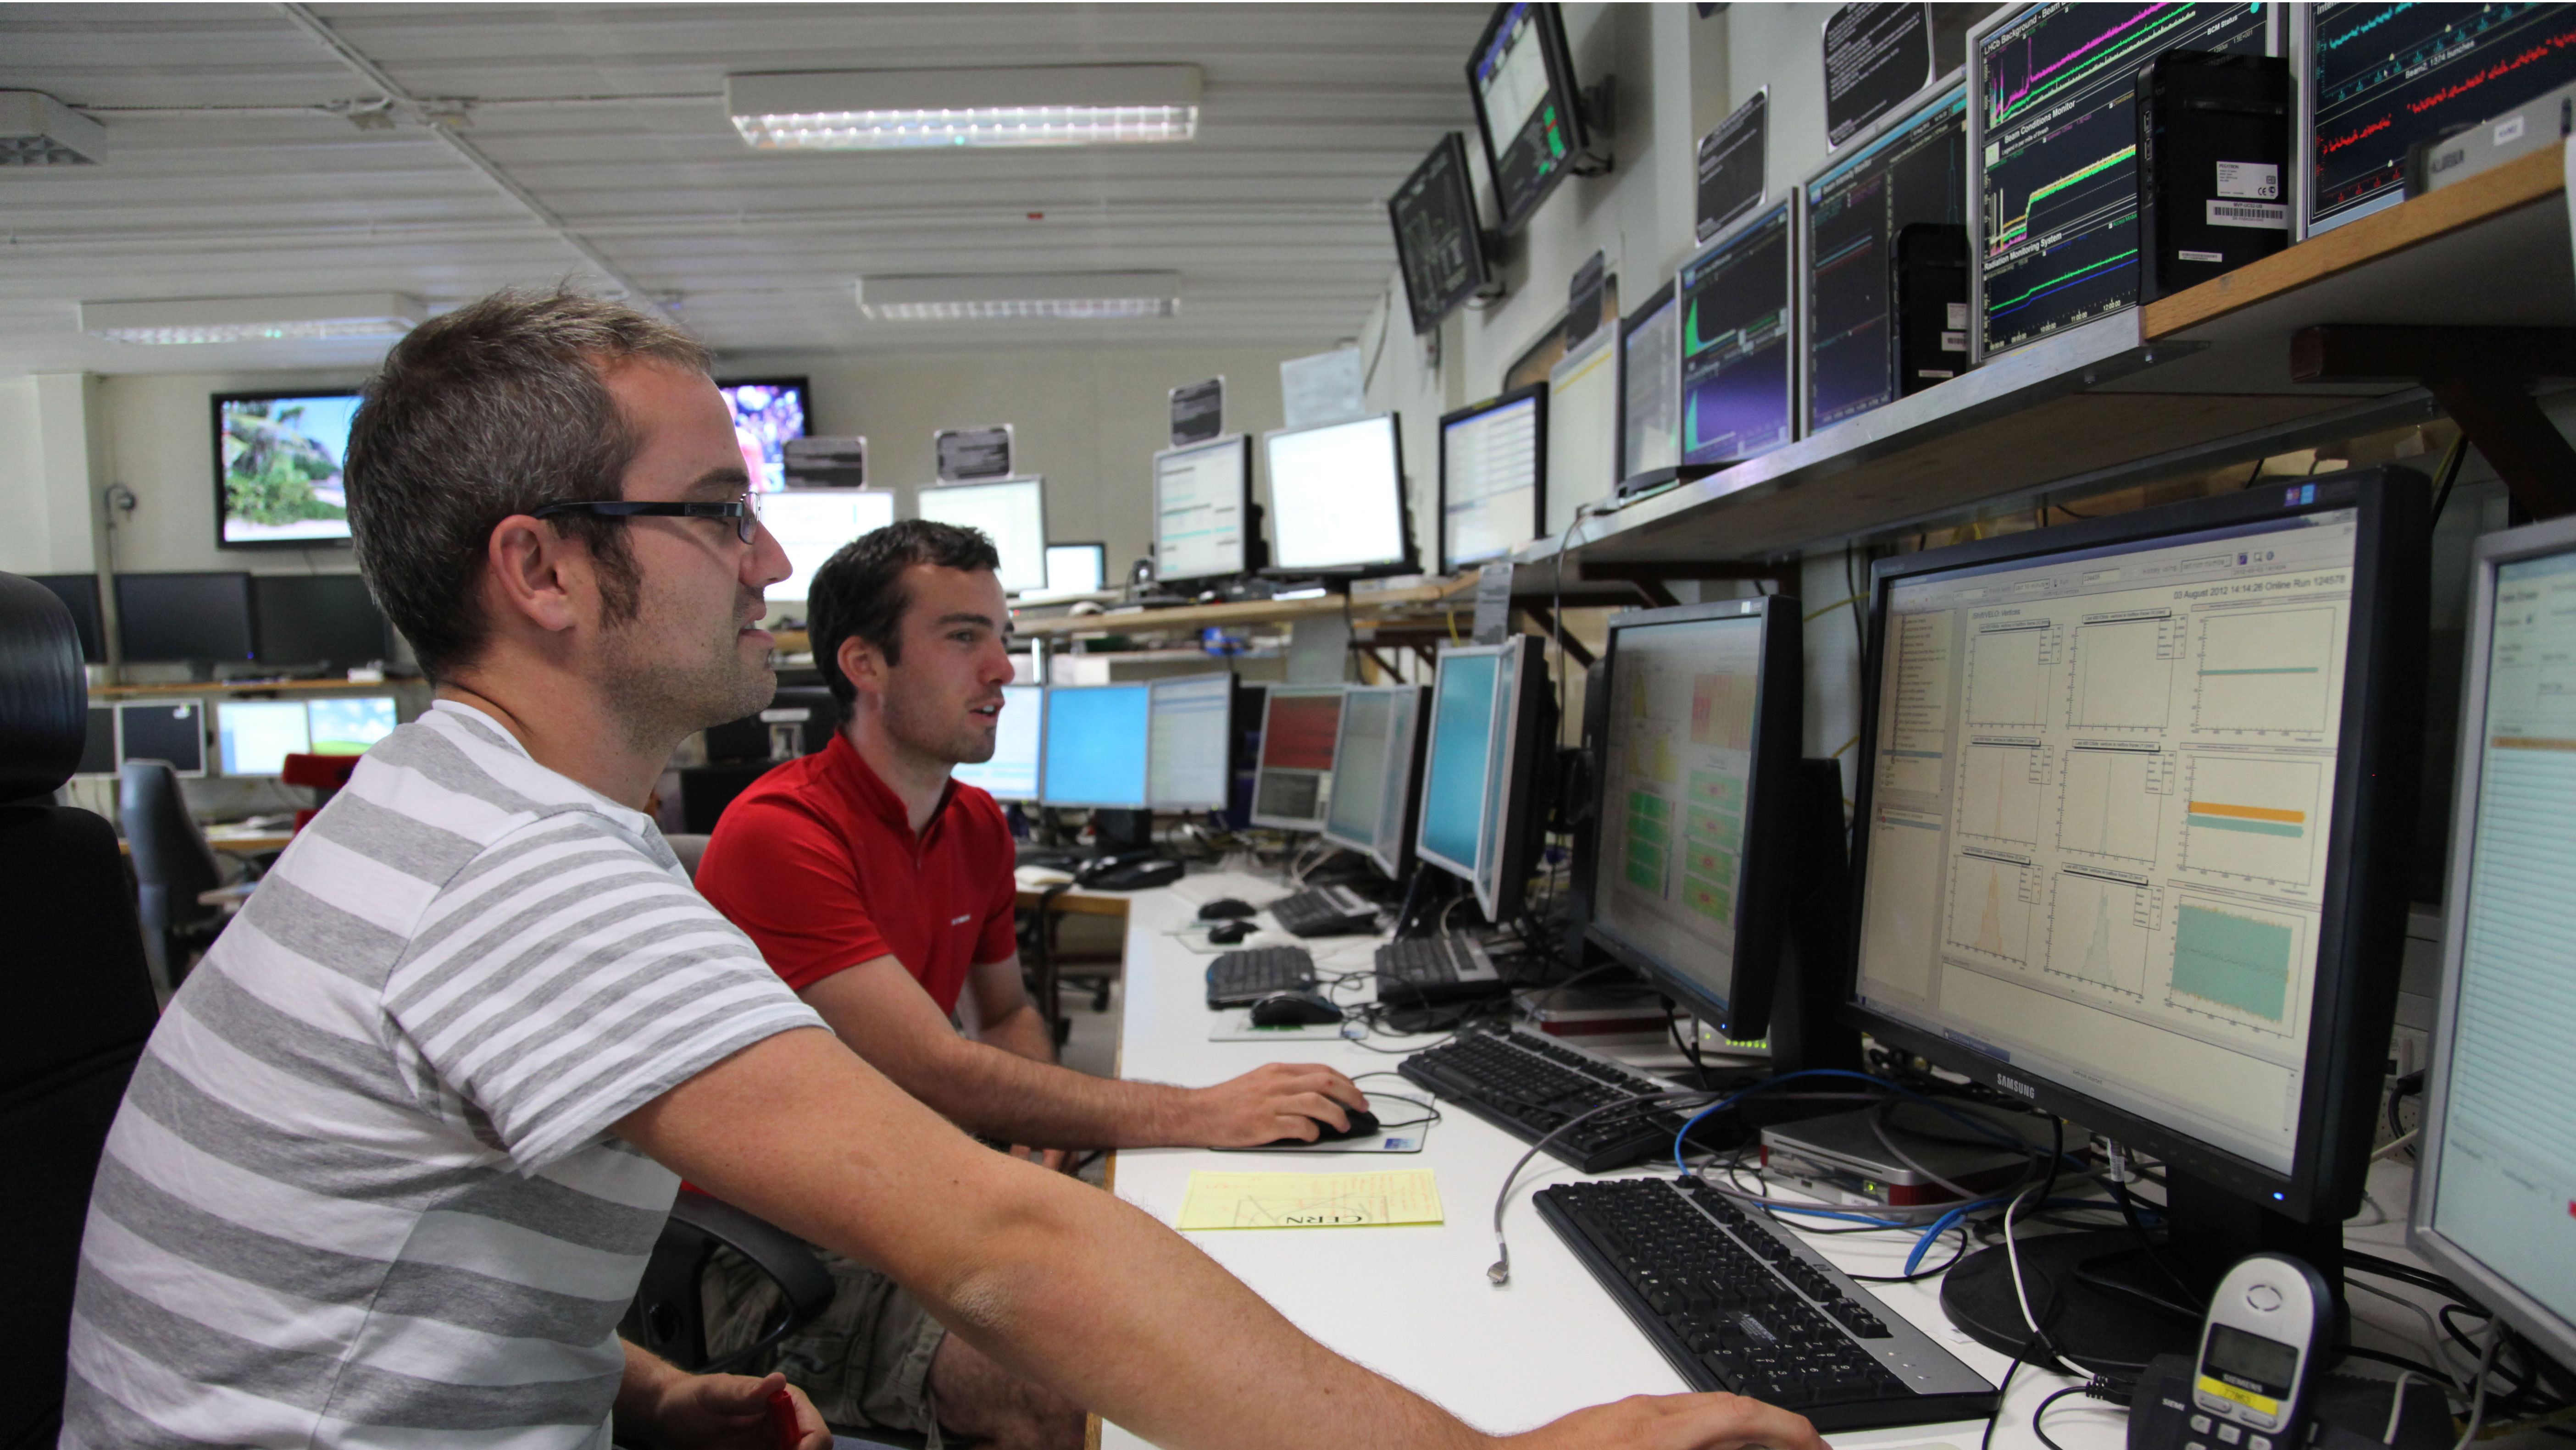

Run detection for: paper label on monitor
[[2215, 161, 2279, 199], [2495, 113, 2528, 147], [1945, 303, 1969, 329], [2207, 199, 2288, 229], [1940, 331, 1967, 352], [2180, 249, 2226, 263]]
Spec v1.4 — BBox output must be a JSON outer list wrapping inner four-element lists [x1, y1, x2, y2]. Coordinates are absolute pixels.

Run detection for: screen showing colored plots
[[2310, 3, 2576, 231], [1678, 202, 1793, 467], [953, 684, 1042, 801], [1390, 132, 1491, 332], [1978, 3, 2267, 355], [1251, 686, 1346, 829], [1808, 84, 1968, 429], [1470, 2, 1578, 232], [1853, 505, 2359, 1172]]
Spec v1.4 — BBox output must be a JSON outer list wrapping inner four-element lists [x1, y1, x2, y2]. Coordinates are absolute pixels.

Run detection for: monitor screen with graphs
[[1678, 201, 1794, 468], [1440, 385, 1547, 572], [1806, 83, 1967, 431], [1976, 2, 2267, 356], [1390, 132, 1492, 333], [1154, 436, 1253, 582]]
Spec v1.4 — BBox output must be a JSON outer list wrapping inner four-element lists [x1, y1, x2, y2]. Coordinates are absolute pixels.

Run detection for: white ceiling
[[0, 2, 1489, 375]]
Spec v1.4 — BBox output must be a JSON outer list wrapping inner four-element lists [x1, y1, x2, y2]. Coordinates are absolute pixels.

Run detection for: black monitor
[[117, 572, 255, 665], [117, 698, 207, 777], [1390, 132, 1493, 334], [252, 573, 389, 668], [1153, 435, 1255, 583], [213, 390, 362, 549], [29, 573, 105, 663], [1439, 384, 1548, 574], [1804, 81, 1967, 431], [1678, 202, 1795, 469], [1846, 468, 2430, 1366], [1587, 598, 1801, 1041], [1416, 634, 1551, 924], [2308, 3, 2576, 233], [1466, 2, 1593, 235], [77, 704, 116, 777], [1972, 1, 2267, 357], [1262, 416, 1412, 577], [1618, 281, 1682, 485], [1320, 684, 1432, 879]]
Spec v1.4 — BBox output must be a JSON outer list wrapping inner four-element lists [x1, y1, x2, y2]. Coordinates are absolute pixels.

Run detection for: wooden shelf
[[1009, 576, 1477, 640]]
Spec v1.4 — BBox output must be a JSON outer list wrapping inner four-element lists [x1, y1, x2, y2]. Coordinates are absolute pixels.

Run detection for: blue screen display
[[1419, 653, 1499, 874], [1041, 686, 1149, 808]]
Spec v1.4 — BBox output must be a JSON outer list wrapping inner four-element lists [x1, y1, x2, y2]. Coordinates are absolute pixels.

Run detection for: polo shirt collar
[[825, 731, 959, 847]]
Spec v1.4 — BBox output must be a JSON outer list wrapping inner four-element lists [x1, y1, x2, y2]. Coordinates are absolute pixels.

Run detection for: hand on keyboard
[[1174, 1061, 1372, 1148], [1503, 1388, 1827, 1450]]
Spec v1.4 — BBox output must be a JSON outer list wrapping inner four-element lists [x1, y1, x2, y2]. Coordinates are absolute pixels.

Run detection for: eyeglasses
[[531, 498, 761, 545]]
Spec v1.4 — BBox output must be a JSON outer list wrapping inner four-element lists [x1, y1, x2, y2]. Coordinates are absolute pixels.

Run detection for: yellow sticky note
[[1176, 1169, 1444, 1230]]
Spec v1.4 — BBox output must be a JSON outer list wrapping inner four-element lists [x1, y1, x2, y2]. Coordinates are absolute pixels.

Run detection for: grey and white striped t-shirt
[[64, 701, 828, 1450]]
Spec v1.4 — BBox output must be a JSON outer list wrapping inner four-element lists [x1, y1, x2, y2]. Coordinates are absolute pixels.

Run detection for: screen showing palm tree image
[[218, 393, 365, 544]]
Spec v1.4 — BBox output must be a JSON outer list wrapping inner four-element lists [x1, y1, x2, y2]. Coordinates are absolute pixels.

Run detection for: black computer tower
[[1892, 223, 1968, 396], [2137, 50, 2291, 303]]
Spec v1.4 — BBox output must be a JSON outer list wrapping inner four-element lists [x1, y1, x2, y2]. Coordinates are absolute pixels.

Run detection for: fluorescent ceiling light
[[858, 272, 1181, 321], [728, 65, 1200, 149], [1, 90, 105, 166], [80, 292, 426, 345]]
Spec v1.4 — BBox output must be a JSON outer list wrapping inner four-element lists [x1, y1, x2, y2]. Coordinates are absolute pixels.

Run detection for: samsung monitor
[[1321, 685, 1431, 879], [1154, 435, 1255, 582], [952, 683, 1043, 801], [116, 572, 255, 665], [117, 698, 206, 777], [1588, 598, 1802, 1040], [916, 477, 1048, 594], [1045, 544, 1107, 595], [251, 573, 389, 668], [29, 573, 105, 663], [1390, 131, 1493, 333], [213, 391, 362, 548], [2410, 513, 2576, 1373], [1466, 2, 1591, 235], [1416, 634, 1551, 924], [718, 377, 810, 493], [1147, 672, 1234, 810], [1038, 684, 1150, 810], [216, 699, 310, 776], [1846, 468, 2429, 1363], [1249, 685, 1347, 830], [1678, 202, 1795, 469], [1263, 416, 1411, 577], [763, 489, 899, 602], [1804, 81, 1968, 432], [1618, 282, 1682, 484], [1439, 384, 1548, 574], [1971, 2, 2268, 358]]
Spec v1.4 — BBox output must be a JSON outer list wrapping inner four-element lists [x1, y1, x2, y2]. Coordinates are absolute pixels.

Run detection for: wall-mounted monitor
[[1390, 131, 1493, 333], [916, 477, 1048, 594], [117, 572, 255, 665], [1678, 202, 1795, 469], [1263, 415, 1411, 577], [1154, 435, 1255, 583], [763, 489, 899, 603], [213, 391, 362, 548], [717, 377, 810, 493], [251, 573, 389, 668], [1804, 80, 1967, 432], [1466, 2, 1593, 235], [1439, 384, 1548, 573]]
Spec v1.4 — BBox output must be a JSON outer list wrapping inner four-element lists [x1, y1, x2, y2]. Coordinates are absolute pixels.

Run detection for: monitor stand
[[1090, 808, 1155, 856]]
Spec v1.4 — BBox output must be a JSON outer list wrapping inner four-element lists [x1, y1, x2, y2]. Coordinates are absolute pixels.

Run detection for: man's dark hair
[[808, 520, 1005, 709], [342, 287, 714, 681]]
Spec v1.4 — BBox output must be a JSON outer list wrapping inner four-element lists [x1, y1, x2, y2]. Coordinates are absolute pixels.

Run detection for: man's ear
[[835, 633, 886, 699], [484, 514, 589, 636]]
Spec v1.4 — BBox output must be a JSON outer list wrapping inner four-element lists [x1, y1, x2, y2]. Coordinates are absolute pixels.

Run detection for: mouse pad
[[1209, 1095, 1429, 1155]]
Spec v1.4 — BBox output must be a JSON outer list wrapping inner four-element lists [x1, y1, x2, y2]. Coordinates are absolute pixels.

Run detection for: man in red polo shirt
[[694, 519, 1368, 1450]]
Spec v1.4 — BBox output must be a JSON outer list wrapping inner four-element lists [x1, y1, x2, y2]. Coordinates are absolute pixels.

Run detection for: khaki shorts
[[704, 1243, 948, 1437]]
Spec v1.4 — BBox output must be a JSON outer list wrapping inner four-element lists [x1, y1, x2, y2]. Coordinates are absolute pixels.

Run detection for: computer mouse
[[1248, 989, 1344, 1026], [1208, 919, 1254, 944], [1198, 897, 1257, 921], [1265, 1108, 1381, 1148]]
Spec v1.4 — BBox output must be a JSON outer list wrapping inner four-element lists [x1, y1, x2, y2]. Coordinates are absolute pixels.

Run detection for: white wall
[[0, 372, 111, 578], [94, 368, 372, 578]]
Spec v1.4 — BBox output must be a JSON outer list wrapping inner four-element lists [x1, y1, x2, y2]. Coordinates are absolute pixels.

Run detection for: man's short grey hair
[[343, 287, 714, 681]]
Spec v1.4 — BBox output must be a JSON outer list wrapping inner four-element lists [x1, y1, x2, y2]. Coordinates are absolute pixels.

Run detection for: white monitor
[[1154, 436, 1253, 582], [1147, 672, 1234, 810], [1044, 544, 1106, 594], [952, 683, 1042, 801], [217, 699, 309, 776], [917, 477, 1047, 593], [763, 489, 897, 602], [1263, 415, 1409, 576], [1440, 387, 1545, 572]]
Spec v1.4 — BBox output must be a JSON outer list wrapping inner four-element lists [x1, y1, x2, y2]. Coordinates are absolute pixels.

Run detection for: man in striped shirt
[[64, 288, 1831, 1450]]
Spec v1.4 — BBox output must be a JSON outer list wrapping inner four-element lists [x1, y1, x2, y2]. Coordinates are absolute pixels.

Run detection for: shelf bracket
[[2290, 325, 2576, 519], [1575, 559, 1801, 603]]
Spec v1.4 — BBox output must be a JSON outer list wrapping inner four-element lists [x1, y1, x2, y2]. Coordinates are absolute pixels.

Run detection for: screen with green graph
[[1854, 503, 2357, 1172]]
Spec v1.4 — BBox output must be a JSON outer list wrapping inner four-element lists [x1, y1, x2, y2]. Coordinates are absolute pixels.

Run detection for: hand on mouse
[[1503, 1390, 1828, 1450], [1175, 1061, 1371, 1147]]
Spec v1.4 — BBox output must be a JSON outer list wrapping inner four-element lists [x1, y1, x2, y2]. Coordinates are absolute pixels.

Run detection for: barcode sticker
[[2207, 199, 2288, 229], [2215, 160, 2279, 199], [2180, 249, 2225, 263], [1940, 331, 1967, 351]]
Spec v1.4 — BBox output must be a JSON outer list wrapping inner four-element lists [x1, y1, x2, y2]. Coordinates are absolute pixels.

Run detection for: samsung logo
[[1998, 1074, 2037, 1100]]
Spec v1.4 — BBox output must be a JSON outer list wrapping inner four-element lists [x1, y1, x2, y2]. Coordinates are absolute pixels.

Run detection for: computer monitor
[[216, 700, 310, 776], [916, 477, 1047, 594], [2410, 514, 2576, 1372], [117, 698, 206, 777], [763, 489, 898, 602], [1154, 436, 1255, 583], [1466, 2, 1591, 235], [1263, 416, 1411, 577], [1588, 598, 1801, 1040], [1618, 282, 1681, 484], [1440, 384, 1548, 573], [952, 683, 1042, 801], [1147, 672, 1234, 810], [306, 695, 397, 754], [1045, 544, 1107, 595], [1971, 2, 2267, 358], [1390, 131, 1493, 333], [1038, 684, 1150, 810], [1846, 468, 2430, 1362], [717, 377, 809, 493], [213, 390, 361, 548], [116, 572, 255, 665], [1804, 82, 1966, 431], [30, 574, 105, 663], [252, 573, 389, 667], [1249, 685, 1346, 830], [1678, 202, 1794, 469], [77, 705, 116, 778], [1321, 685, 1431, 878], [1416, 634, 1551, 924]]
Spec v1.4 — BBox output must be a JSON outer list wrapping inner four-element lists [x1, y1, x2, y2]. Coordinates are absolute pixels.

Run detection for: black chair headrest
[[0, 572, 88, 801]]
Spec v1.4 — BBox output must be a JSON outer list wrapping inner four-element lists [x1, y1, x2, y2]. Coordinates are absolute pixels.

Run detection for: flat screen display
[[1418, 652, 1501, 877], [916, 478, 1047, 594], [953, 683, 1042, 801], [2310, 3, 2576, 231], [216, 392, 362, 547], [218, 700, 309, 777], [1442, 391, 1544, 571], [117, 573, 254, 664], [1040, 685, 1150, 808], [1679, 204, 1794, 467], [1621, 288, 1682, 481], [1265, 417, 1408, 575], [1469, 2, 1581, 233], [1324, 688, 1399, 851], [1391, 132, 1492, 332], [763, 490, 898, 602], [1148, 673, 1233, 809], [1252, 686, 1345, 829], [1807, 85, 1967, 429], [719, 378, 809, 493], [117, 699, 205, 777], [251, 573, 388, 666], [1154, 437, 1251, 581]]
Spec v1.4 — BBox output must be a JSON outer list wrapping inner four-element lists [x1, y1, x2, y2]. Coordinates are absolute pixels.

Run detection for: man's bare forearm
[[910, 1024, 1197, 1147]]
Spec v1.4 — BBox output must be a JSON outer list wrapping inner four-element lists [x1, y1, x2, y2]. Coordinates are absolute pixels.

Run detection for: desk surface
[[1091, 870, 2455, 1450]]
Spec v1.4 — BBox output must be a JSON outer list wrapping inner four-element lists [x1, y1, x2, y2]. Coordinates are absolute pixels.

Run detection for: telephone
[[1073, 850, 1183, 891]]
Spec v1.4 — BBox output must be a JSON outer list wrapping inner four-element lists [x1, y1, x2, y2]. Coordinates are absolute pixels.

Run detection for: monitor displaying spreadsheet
[[1148, 673, 1233, 810], [1154, 436, 1253, 582], [1440, 387, 1545, 572]]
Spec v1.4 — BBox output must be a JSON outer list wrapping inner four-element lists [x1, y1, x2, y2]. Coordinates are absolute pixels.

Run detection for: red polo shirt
[[695, 732, 1019, 1013]]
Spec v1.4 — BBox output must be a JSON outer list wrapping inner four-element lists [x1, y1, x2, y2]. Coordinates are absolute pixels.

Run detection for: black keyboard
[[1538, 1176, 1998, 1429], [1396, 1024, 1686, 1172], [1271, 885, 1380, 937], [1205, 946, 1318, 1008], [1372, 933, 1504, 1005]]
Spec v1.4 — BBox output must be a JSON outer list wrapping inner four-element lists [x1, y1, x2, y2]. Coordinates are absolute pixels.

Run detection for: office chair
[[118, 757, 228, 993], [0, 572, 162, 1450]]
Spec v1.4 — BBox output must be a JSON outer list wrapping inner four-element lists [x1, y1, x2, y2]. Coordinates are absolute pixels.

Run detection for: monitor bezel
[[1438, 382, 1551, 576], [953, 682, 1046, 802], [1259, 415, 1416, 578], [1152, 434, 1255, 582], [2409, 511, 2576, 1372], [1369, 685, 1433, 879], [1584, 596, 1803, 1039], [210, 387, 366, 552], [1146, 670, 1237, 811], [1248, 683, 1348, 831], [1842, 468, 2429, 1225], [1676, 199, 1800, 472], [1615, 278, 1679, 487], [1464, 1, 1592, 238], [1035, 682, 1151, 810], [115, 697, 208, 779], [1389, 130, 1495, 335], [115, 570, 257, 664], [248, 571, 392, 667], [914, 476, 1049, 594]]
